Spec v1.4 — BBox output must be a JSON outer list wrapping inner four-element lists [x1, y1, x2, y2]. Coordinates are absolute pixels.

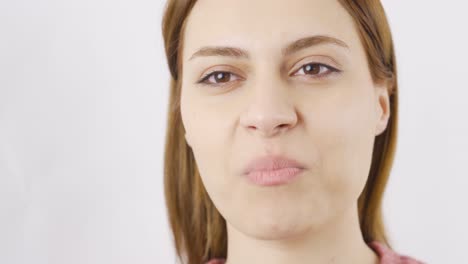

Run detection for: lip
[[243, 155, 306, 186]]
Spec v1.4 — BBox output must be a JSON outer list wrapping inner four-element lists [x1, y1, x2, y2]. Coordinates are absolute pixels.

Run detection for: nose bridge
[[253, 72, 288, 112], [239, 66, 298, 137]]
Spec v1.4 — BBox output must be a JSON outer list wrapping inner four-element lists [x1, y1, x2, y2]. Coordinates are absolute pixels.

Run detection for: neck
[[224, 203, 379, 264]]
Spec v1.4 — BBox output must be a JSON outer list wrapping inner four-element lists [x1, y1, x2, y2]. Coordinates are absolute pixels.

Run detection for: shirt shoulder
[[368, 241, 426, 264], [205, 259, 225, 264], [204, 241, 426, 264]]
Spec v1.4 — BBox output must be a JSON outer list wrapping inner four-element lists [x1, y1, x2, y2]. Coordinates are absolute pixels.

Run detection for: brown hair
[[161, 1, 398, 263]]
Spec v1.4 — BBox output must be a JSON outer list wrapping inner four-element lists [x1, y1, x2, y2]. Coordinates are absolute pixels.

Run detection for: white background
[[1, 0, 467, 263]]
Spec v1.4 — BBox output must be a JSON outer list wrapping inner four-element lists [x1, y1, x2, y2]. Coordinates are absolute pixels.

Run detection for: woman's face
[[180, 0, 390, 239]]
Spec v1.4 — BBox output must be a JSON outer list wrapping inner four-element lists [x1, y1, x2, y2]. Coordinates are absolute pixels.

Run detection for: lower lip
[[245, 167, 304, 186]]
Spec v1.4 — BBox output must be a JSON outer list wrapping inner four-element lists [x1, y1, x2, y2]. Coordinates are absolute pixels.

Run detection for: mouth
[[243, 155, 306, 186], [245, 167, 305, 186]]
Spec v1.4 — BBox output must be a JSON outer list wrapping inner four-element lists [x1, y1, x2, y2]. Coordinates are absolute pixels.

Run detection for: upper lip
[[243, 154, 306, 174]]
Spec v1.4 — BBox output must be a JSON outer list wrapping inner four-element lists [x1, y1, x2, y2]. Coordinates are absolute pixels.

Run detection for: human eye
[[196, 70, 242, 87], [292, 62, 342, 80]]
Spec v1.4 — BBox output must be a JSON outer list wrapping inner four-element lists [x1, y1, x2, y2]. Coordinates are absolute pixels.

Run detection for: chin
[[240, 215, 312, 241]]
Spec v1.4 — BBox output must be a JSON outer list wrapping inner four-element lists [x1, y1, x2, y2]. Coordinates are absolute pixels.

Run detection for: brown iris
[[303, 64, 321, 75], [214, 72, 230, 83]]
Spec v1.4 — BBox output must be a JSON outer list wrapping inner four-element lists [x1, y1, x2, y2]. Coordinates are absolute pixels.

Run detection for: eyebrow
[[188, 35, 349, 61]]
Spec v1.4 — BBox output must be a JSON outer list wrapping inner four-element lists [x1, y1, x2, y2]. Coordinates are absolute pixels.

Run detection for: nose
[[239, 81, 298, 138]]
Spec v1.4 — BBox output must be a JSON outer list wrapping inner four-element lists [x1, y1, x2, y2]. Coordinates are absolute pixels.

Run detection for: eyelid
[[198, 64, 242, 79], [289, 55, 342, 75], [291, 63, 341, 79], [197, 70, 243, 85]]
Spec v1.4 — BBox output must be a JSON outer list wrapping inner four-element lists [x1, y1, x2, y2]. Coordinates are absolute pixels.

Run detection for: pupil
[[305, 64, 320, 74], [215, 72, 229, 82]]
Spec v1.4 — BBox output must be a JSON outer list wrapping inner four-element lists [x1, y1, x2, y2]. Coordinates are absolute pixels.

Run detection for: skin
[[180, 0, 390, 263]]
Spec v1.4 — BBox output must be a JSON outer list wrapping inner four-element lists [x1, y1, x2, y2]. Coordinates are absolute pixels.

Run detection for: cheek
[[182, 86, 223, 149], [305, 84, 376, 201], [180, 91, 234, 194]]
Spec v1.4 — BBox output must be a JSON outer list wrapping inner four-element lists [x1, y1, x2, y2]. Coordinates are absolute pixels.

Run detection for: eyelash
[[196, 63, 341, 87]]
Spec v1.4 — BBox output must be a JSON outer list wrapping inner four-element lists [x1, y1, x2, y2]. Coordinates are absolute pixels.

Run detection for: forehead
[[182, 0, 360, 61]]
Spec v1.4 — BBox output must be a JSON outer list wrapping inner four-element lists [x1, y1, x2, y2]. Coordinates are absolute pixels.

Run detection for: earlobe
[[185, 133, 191, 147], [375, 86, 391, 136]]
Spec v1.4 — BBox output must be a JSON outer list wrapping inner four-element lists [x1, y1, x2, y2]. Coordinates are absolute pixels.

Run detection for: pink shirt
[[205, 241, 425, 264]]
